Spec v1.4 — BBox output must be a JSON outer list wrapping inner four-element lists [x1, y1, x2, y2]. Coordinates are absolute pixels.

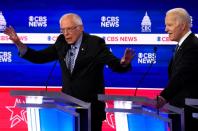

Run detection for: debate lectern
[[10, 90, 91, 131], [98, 94, 185, 131], [185, 98, 198, 119]]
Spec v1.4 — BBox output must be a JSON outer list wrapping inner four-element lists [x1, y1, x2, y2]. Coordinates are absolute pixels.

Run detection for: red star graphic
[[6, 98, 27, 128], [104, 102, 115, 128]]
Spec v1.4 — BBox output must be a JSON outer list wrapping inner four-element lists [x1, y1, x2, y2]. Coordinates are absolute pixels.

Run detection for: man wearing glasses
[[4, 13, 135, 131]]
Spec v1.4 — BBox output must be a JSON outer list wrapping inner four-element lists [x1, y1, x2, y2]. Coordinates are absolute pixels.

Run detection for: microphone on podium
[[45, 60, 58, 92], [156, 95, 160, 115], [134, 46, 157, 96]]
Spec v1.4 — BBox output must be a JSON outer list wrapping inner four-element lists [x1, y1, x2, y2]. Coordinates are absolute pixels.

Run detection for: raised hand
[[120, 48, 135, 65], [4, 26, 22, 45], [4, 26, 27, 53]]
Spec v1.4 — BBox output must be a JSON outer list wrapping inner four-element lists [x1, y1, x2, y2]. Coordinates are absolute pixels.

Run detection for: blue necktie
[[67, 46, 76, 73], [175, 44, 180, 52], [173, 44, 180, 59]]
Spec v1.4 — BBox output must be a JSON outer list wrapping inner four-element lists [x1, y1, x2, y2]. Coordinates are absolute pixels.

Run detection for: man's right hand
[[4, 26, 27, 54], [4, 26, 22, 45]]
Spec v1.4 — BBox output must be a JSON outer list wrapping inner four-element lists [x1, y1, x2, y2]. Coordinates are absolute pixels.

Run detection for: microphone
[[156, 95, 160, 115], [45, 60, 58, 92], [134, 46, 157, 96]]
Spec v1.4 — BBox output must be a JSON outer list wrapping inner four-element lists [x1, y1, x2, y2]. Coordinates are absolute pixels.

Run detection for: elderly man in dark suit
[[4, 13, 135, 131], [156, 8, 198, 131]]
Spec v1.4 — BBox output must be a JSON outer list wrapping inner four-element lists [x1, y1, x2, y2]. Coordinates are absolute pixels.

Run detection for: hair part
[[166, 8, 191, 28]]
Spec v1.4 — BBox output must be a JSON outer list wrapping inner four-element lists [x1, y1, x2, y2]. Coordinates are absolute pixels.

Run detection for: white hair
[[59, 13, 83, 26], [166, 8, 191, 28]]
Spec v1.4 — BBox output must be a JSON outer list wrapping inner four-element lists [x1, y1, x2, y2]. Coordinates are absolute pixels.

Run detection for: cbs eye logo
[[28, 16, 47, 27], [101, 16, 119, 28], [138, 52, 156, 64]]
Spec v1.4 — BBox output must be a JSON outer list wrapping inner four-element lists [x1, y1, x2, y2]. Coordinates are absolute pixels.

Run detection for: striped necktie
[[67, 45, 76, 73]]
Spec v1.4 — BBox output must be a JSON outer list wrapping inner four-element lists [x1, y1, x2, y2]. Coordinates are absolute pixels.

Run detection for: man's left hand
[[120, 48, 135, 65]]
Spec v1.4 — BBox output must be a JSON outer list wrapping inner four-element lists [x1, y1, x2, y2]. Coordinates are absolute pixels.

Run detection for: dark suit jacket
[[160, 33, 198, 107], [22, 32, 131, 121]]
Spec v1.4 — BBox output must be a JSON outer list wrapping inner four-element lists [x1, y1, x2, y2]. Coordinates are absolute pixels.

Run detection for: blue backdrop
[[0, 0, 197, 89]]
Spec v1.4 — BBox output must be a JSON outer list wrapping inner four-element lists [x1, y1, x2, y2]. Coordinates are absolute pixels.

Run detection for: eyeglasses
[[60, 25, 79, 34]]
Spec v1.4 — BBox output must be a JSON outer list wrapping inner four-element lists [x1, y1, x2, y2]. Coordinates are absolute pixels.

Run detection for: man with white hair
[[4, 13, 135, 131], [156, 8, 198, 131]]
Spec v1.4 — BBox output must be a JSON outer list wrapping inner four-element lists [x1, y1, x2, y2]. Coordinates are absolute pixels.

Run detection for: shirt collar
[[71, 34, 83, 49], [178, 30, 191, 46]]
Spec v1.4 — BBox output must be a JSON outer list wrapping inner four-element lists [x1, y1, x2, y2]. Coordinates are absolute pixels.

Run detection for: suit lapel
[[65, 44, 72, 73], [57, 35, 70, 60], [174, 33, 194, 60], [170, 33, 194, 74], [55, 35, 72, 75], [72, 33, 89, 74]]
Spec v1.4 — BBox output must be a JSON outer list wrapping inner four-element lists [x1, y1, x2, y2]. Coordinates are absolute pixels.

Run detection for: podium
[[185, 98, 198, 119], [98, 94, 185, 131], [10, 90, 91, 131]]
